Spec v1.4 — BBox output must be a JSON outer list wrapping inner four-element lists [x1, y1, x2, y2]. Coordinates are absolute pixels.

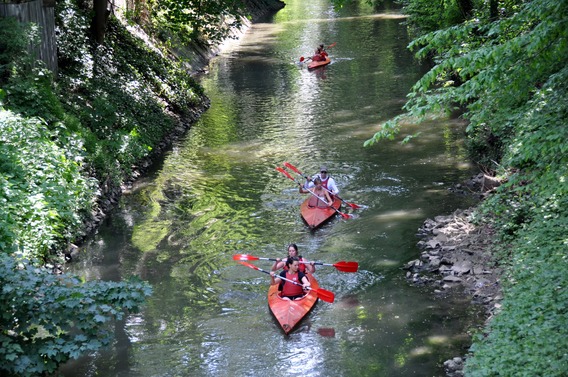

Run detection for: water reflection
[[61, 0, 482, 376]]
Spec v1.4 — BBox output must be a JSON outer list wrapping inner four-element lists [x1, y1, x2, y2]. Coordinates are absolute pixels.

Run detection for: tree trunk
[[457, 0, 474, 20], [489, 0, 498, 20], [92, 0, 107, 44]]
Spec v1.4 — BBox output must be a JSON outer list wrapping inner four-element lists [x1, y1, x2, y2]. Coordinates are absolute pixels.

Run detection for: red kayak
[[268, 274, 319, 334], [308, 56, 331, 70], [300, 196, 341, 229]]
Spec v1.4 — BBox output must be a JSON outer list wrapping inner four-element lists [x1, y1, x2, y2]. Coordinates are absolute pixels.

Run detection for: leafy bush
[[0, 110, 97, 260], [363, 0, 568, 374], [0, 17, 65, 124], [55, 0, 204, 185], [0, 253, 152, 377], [464, 65, 568, 377], [399, 0, 470, 37], [0, 18, 29, 82], [146, 0, 246, 46]]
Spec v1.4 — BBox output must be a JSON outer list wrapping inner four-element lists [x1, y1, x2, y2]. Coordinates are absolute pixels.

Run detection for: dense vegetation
[[362, 0, 567, 375], [0, 254, 152, 376], [1, 0, 257, 374], [2, 0, 565, 374]]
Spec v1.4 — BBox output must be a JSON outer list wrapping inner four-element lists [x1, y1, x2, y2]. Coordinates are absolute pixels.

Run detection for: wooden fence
[[0, 0, 58, 74]]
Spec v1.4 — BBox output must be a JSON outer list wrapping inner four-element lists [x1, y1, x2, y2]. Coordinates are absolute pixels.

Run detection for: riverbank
[[66, 0, 285, 258], [403, 173, 504, 376]]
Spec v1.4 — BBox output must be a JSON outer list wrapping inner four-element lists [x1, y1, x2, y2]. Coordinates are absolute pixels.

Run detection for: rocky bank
[[404, 172, 504, 376]]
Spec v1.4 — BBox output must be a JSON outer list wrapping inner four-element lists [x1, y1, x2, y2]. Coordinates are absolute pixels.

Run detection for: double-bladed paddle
[[276, 167, 351, 219], [300, 42, 337, 62], [283, 162, 362, 209], [232, 254, 358, 273], [238, 261, 335, 303]]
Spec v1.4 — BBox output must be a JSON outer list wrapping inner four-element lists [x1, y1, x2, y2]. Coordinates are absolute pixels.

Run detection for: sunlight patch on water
[[427, 335, 450, 345], [375, 259, 401, 267], [373, 208, 425, 222], [409, 346, 433, 357]]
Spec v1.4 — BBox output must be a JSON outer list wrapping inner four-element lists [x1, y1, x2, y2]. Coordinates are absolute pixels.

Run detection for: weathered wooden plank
[[0, 0, 58, 74]]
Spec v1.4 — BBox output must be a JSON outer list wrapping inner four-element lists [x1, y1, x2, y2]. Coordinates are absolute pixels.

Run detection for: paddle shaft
[[276, 167, 349, 219], [240, 262, 322, 296], [276, 167, 328, 202], [232, 254, 358, 272], [238, 261, 335, 303], [238, 255, 343, 268], [284, 162, 361, 209], [235, 255, 311, 264], [300, 42, 336, 62]]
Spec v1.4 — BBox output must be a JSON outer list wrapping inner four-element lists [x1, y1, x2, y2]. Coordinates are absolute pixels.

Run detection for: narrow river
[[61, 1, 481, 376]]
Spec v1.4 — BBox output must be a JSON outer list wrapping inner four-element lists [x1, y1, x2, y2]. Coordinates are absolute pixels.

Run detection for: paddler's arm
[[300, 178, 314, 193], [271, 258, 284, 271], [270, 271, 281, 285], [324, 190, 333, 206], [301, 275, 311, 290], [306, 261, 316, 273]]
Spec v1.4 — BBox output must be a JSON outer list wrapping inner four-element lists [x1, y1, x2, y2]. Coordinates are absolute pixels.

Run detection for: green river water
[[60, 1, 483, 376]]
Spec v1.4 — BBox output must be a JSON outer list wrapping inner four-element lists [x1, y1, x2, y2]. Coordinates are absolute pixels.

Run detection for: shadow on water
[[60, 1, 483, 376]]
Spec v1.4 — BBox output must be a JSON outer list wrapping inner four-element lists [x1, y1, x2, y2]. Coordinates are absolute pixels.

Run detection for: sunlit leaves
[[364, 0, 568, 374], [366, 0, 568, 165], [147, 0, 246, 45], [464, 40, 568, 377], [0, 254, 152, 376], [0, 110, 97, 259]]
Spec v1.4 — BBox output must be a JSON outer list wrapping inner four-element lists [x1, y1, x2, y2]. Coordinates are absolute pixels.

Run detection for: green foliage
[[0, 0, 207, 261], [464, 66, 568, 376], [147, 0, 246, 46], [366, 0, 568, 168], [0, 0, 208, 373], [3, 68, 66, 124], [0, 17, 65, 124], [55, 0, 204, 184], [465, 222, 568, 376], [0, 17, 29, 83], [0, 253, 152, 377], [0, 110, 97, 260], [364, 0, 568, 374], [399, 0, 471, 36]]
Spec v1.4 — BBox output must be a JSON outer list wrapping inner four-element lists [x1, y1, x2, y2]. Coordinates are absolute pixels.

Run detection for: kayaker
[[312, 44, 328, 62], [270, 257, 311, 301], [300, 177, 333, 208], [271, 243, 316, 274], [303, 165, 339, 196]]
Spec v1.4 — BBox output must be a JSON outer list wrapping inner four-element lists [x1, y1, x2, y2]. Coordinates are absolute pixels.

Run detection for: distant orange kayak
[[308, 56, 331, 69], [300, 196, 341, 229], [268, 274, 319, 334]]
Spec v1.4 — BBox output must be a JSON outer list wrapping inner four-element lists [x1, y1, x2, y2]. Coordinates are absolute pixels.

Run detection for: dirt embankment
[[403, 172, 504, 376]]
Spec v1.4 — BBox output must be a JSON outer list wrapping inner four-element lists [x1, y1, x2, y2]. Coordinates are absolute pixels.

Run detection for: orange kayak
[[308, 56, 331, 70], [300, 196, 341, 229], [268, 274, 319, 334]]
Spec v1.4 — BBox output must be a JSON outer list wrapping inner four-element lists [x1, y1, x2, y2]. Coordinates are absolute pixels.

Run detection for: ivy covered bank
[[0, 0, 283, 375]]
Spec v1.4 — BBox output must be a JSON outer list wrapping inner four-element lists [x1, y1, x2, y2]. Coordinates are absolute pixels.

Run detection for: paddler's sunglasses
[[321, 170, 327, 173]]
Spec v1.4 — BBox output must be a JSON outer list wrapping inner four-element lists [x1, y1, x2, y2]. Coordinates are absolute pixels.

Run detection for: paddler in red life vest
[[270, 257, 311, 301], [271, 243, 316, 274], [303, 165, 339, 198], [312, 44, 328, 62]]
